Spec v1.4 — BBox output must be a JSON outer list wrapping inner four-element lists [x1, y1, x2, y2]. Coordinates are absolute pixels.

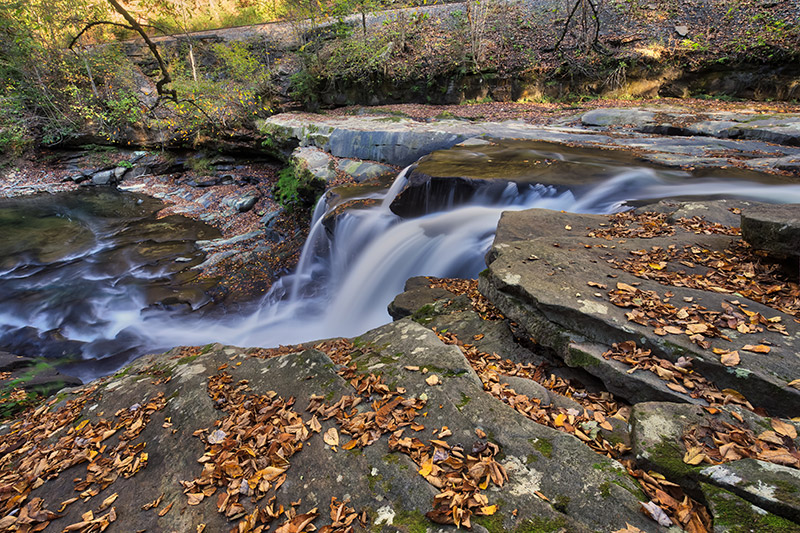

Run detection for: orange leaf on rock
[[742, 344, 771, 354], [158, 502, 173, 517]]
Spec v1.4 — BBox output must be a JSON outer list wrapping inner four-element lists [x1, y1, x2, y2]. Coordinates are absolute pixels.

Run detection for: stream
[[3, 146, 800, 383]]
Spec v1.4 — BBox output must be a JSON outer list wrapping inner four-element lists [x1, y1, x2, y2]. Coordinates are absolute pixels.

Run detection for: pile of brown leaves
[[622, 467, 712, 533], [433, 329, 714, 532], [426, 277, 505, 320], [607, 242, 800, 319], [307, 374, 427, 451], [602, 341, 754, 410], [682, 416, 800, 469], [606, 281, 785, 359], [181, 339, 433, 532], [589, 212, 740, 240], [0, 386, 166, 532], [389, 431, 506, 528], [312, 339, 511, 530], [438, 330, 628, 457], [182, 372, 309, 527]]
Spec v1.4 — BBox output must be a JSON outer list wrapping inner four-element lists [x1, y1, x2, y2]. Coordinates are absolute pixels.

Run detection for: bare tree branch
[[68, 20, 131, 49], [106, 0, 177, 103]]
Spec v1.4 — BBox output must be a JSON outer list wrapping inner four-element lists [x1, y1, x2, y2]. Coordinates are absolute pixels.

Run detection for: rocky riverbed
[[1, 104, 800, 532]]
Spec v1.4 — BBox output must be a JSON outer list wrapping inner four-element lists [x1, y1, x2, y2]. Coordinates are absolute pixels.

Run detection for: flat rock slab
[[630, 402, 800, 525], [262, 113, 800, 175], [741, 203, 800, 258], [581, 108, 656, 127], [2, 320, 665, 533], [701, 460, 800, 523], [480, 205, 800, 417], [581, 107, 800, 147], [700, 482, 800, 533]]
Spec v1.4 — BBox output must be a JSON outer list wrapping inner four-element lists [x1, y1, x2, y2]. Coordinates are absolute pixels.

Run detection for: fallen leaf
[[158, 502, 173, 517], [771, 418, 797, 439], [323, 427, 340, 447], [742, 344, 771, 354], [480, 505, 497, 515], [425, 375, 440, 386], [187, 493, 204, 506], [683, 446, 706, 465], [208, 429, 227, 444], [720, 351, 740, 367], [418, 457, 433, 477], [641, 501, 673, 527], [98, 493, 118, 511]]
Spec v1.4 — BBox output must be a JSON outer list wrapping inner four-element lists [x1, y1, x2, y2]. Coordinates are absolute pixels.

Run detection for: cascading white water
[[143, 165, 800, 356], [6, 155, 800, 382]]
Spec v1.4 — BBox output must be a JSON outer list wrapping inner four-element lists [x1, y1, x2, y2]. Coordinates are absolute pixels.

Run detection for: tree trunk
[[81, 49, 100, 99], [189, 42, 197, 82]]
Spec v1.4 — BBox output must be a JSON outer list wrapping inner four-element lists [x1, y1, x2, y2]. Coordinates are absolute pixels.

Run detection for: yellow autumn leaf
[[554, 413, 567, 427], [480, 505, 497, 515], [75, 419, 89, 431], [418, 457, 433, 477], [683, 446, 706, 465]]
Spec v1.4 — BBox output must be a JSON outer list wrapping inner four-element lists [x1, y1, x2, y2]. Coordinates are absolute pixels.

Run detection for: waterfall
[[146, 165, 800, 356], [5, 156, 800, 382]]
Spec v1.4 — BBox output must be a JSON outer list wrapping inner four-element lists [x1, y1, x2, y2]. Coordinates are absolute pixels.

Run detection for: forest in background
[[0, 0, 798, 158]]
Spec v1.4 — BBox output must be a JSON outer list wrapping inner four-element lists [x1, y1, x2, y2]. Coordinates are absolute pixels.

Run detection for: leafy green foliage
[[273, 162, 325, 211]]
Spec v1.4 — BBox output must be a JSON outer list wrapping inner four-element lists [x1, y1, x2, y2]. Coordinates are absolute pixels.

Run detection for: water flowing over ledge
[[3, 150, 800, 382]]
